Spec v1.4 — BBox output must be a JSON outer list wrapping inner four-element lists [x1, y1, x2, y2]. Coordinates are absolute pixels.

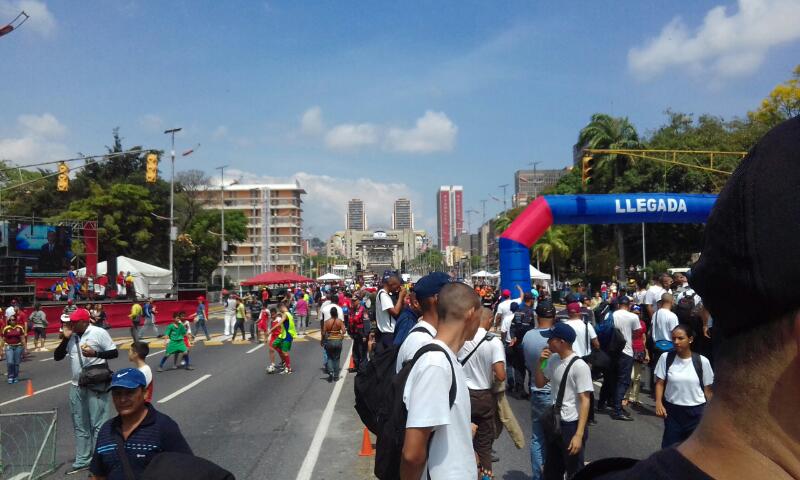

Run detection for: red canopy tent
[[240, 271, 315, 286]]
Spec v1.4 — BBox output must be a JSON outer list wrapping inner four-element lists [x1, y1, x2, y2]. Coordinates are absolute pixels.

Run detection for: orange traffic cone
[[358, 427, 374, 456], [349, 354, 356, 371], [26, 379, 34, 397]]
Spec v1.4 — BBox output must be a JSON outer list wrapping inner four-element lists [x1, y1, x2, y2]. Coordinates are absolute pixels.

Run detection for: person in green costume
[[157, 312, 193, 371]]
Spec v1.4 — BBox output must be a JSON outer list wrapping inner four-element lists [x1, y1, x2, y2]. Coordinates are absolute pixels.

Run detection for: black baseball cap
[[413, 272, 451, 300], [692, 116, 800, 339], [536, 301, 556, 318]]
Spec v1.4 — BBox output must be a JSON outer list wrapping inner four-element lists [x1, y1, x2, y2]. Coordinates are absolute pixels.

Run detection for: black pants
[[376, 331, 394, 347], [351, 333, 367, 370], [544, 420, 588, 480], [662, 401, 705, 448], [598, 361, 617, 409], [232, 318, 246, 341], [511, 346, 527, 393]]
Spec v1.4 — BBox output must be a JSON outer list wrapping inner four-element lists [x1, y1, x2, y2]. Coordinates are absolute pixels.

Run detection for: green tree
[[177, 209, 247, 284], [749, 65, 800, 127], [531, 227, 570, 286], [493, 205, 526, 235], [578, 114, 643, 281], [49, 183, 159, 263]]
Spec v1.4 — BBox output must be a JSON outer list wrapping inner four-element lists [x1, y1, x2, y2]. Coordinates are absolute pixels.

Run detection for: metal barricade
[[0, 410, 57, 480]]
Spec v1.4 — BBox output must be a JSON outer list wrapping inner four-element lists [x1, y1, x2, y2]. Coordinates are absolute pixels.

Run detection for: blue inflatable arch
[[498, 193, 717, 292]]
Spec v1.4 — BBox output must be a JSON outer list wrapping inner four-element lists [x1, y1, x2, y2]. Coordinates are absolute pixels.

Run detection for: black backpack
[[374, 342, 456, 480], [354, 326, 432, 435], [664, 351, 705, 399], [593, 301, 611, 325], [674, 292, 698, 325]]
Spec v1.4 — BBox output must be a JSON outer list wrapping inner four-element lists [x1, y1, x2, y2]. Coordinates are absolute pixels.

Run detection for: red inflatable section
[[500, 196, 554, 247], [23, 299, 199, 334]]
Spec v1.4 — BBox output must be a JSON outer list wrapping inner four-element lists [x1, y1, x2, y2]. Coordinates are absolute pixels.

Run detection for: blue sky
[[1, 0, 798, 238]]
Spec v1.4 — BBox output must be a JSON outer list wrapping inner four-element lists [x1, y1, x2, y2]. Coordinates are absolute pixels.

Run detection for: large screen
[[15, 224, 55, 251], [11, 223, 73, 272]]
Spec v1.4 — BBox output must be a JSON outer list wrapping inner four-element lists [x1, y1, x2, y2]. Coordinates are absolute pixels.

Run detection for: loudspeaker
[[107, 256, 118, 281]]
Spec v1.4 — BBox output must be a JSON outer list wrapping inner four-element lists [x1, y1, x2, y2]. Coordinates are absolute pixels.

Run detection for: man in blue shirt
[[521, 301, 556, 480], [89, 368, 192, 479]]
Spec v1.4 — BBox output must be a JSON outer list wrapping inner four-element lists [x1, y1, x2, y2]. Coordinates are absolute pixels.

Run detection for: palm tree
[[531, 227, 570, 290], [578, 114, 642, 282]]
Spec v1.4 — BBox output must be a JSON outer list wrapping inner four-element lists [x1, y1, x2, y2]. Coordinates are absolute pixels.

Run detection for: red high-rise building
[[437, 185, 464, 251]]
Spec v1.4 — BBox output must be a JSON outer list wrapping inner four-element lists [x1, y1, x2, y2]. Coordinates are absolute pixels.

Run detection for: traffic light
[[145, 153, 158, 183], [56, 161, 69, 192], [581, 154, 595, 188]]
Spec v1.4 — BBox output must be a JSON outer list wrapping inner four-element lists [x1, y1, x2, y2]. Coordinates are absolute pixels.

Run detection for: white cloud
[[386, 111, 457, 153], [212, 125, 228, 140], [0, 113, 70, 165], [324, 123, 379, 150], [139, 114, 164, 132], [0, 0, 55, 36], [219, 169, 425, 238], [304, 107, 458, 154], [300, 106, 325, 136], [18, 113, 66, 138], [629, 0, 800, 80]]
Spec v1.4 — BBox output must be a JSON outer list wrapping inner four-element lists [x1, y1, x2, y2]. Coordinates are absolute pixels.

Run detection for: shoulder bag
[[540, 356, 579, 442], [76, 336, 113, 393]]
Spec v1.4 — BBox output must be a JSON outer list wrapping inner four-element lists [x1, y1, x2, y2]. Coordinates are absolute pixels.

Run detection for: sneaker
[[157, 367, 163, 372], [327, 374, 333, 382], [12, 378, 18, 384], [7, 378, 12, 384], [588, 418, 598, 426], [66, 465, 89, 475], [185, 366, 195, 371], [610, 412, 634, 422], [280, 368, 293, 375]]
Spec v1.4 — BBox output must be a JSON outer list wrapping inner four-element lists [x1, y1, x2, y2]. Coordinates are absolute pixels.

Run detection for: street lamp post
[[164, 127, 182, 289], [216, 165, 229, 289]]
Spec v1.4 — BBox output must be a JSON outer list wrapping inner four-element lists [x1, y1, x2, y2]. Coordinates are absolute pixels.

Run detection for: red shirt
[[2, 325, 24, 345], [632, 318, 647, 353]]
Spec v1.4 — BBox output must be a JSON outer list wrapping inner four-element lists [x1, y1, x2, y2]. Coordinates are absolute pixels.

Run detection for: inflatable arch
[[498, 193, 718, 292]]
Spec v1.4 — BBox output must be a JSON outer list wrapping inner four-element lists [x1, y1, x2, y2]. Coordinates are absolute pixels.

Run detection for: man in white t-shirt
[[495, 286, 524, 343], [611, 296, 642, 421], [534, 322, 593, 480], [458, 308, 506, 476], [375, 273, 407, 346], [652, 293, 679, 347], [644, 273, 673, 321], [401, 283, 481, 480], [53, 308, 118, 475], [395, 272, 450, 373], [564, 302, 599, 359]]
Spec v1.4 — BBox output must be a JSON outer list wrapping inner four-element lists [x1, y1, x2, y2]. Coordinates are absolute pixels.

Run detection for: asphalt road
[[0, 315, 350, 480]]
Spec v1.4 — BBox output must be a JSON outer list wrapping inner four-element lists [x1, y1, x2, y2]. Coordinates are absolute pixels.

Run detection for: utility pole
[[465, 209, 479, 233], [216, 165, 229, 289], [528, 161, 542, 199], [498, 184, 509, 212], [164, 127, 182, 290]]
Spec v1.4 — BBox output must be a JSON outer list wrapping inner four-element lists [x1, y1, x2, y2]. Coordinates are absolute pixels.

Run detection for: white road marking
[[157, 374, 212, 404], [39, 357, 54, 362], [246, 343, 265, 354], [0, 380, 72, 407], [296, 347, 353, 480], [146, 349, 166, 358]]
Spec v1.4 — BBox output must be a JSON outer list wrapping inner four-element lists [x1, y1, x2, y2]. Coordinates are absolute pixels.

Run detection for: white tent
[[529, 265, 551, 280], [471, 270, 492, 278], [317, 272, 342, 281], [76, 256, 173, 299]]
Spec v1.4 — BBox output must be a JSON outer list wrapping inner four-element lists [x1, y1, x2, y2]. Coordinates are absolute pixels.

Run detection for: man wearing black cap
[[582, 117, 800, 478], [395, 272, 449, 372], [610, 296, 641, 421], [522, 301, 557, 479], [90, 368, 192, 479], [534, 322, 593, 480]]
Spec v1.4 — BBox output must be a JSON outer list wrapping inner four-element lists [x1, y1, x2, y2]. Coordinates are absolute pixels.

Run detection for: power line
[[0, 148, 152, 175]]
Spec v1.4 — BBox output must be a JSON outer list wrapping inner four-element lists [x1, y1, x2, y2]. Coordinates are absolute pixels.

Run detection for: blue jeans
[[5, 345, 22, 379], [68, 384, 112, 468], [324, 338, 343, 378], [614, 354, 634, 415], [530, 389, 552, 480]]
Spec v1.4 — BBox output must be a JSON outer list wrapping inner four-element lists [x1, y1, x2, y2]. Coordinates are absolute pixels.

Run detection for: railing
[[0, 410, 58, 480]]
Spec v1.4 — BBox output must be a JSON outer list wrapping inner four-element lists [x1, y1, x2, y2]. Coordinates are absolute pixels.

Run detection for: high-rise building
[[194, 182, 306, 282], [392, 198, 414, 230], [436, 185, 464, 250], [347, 199, 367, 231], [513, 168, 569, 207]]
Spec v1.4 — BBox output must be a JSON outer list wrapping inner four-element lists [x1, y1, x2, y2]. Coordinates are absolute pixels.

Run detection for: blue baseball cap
[[541, 322, 577, 344], [108, 368, 147, 391], [414, 272, 451, 300]]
